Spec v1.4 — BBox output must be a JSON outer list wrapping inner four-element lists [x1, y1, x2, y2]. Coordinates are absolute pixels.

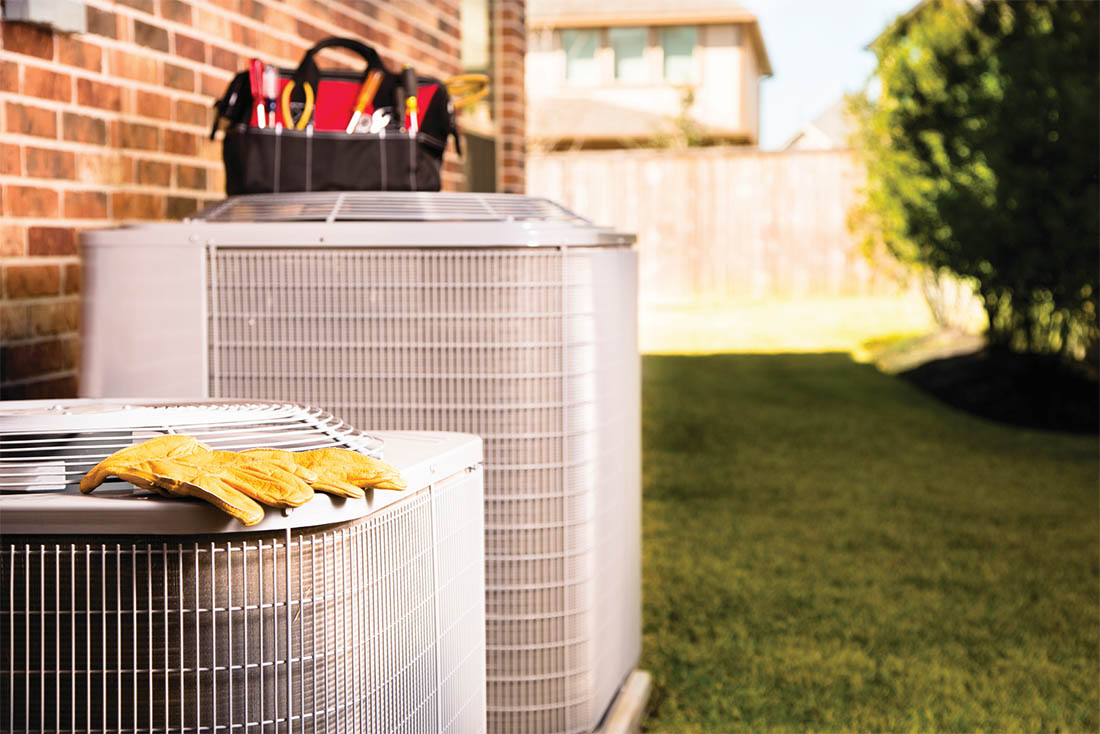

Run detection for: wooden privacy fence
[[526, 148, 899, 307]]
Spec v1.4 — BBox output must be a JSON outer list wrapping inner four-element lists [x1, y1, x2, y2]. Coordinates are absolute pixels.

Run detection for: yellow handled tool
[[280, 80, 315, 130], [346, 69, 384, 134]]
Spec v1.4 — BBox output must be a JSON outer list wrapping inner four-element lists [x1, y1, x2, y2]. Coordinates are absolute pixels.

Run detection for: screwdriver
[[249, 59, 265, 129], [403, 65, 419, 135], [394, 85, 406, 133], [262, 64, 279, 129], [346, 69, 384, 134]]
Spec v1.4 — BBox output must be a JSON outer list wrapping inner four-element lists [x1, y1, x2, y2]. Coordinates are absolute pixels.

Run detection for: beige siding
[[740, 32, 759, 143], [526, 21, 762, 142]]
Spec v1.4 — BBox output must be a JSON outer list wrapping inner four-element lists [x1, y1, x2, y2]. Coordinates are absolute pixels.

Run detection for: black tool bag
[[211, 37, 460, 194]]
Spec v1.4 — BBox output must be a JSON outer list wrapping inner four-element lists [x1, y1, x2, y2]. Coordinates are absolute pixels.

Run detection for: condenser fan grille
[[207, 247, 640, 734], [0, 401, 381, 494], [192, 192, 589, 224]]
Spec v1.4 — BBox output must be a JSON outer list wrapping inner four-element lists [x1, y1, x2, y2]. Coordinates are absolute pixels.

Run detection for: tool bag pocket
[[213, 36, 457, 194], [223, 128, 445, 194]]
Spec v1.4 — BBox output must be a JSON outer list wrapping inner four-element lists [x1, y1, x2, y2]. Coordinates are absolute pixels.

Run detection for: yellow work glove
[[287, 447, 406, 497], [80, 434, 210, 493], [131, 450, 315, 508], [116, 458, 265, 526]]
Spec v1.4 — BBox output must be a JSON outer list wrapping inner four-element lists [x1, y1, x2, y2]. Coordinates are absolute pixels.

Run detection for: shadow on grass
[[899, 348, 1099, 434], [640, 353, 1099, 733]]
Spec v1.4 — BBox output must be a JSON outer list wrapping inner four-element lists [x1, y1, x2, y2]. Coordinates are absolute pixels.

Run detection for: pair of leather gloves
[[80, 435, 406, 526]]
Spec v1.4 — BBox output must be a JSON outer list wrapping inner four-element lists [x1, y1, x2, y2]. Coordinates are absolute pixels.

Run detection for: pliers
[[280, 80, 315, 130]]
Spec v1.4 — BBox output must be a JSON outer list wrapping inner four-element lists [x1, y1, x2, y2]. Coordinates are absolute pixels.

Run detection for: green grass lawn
[[640, 354, 1099, 733]]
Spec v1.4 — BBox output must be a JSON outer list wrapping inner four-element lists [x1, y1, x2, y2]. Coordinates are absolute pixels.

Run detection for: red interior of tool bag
[[248, 77, 440, 132]]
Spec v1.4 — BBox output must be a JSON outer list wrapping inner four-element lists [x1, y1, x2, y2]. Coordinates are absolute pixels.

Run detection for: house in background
[[526, 0, 772, 150], [783, 97, 857, 151]]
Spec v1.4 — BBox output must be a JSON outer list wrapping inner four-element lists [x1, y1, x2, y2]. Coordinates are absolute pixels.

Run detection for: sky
[[741, 0, 918, 150]]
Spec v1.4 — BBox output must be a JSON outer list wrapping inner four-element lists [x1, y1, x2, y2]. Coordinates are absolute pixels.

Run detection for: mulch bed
[[899, 348, 1099, 434]]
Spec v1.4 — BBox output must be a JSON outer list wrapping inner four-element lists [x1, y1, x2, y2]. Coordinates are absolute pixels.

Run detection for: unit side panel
[[0, 479, 487, 733], [81, 244, 207, 399]]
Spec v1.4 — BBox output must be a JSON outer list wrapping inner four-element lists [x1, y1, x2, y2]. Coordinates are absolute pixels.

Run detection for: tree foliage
[[853, 0, 1099, 361]]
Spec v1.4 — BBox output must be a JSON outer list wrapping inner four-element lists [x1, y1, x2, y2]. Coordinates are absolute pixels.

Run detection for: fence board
[[527, 148, 896, 307]]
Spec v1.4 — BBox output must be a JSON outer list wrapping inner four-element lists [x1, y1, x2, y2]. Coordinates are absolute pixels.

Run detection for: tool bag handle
[[289, 37, 388, 102]]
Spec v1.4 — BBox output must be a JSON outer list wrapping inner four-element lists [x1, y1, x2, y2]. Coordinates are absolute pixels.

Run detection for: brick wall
[[492, 0, 524, 193], [0, 0, 480, 400]]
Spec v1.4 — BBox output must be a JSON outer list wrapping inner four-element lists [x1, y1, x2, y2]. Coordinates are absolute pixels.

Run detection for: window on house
[[661, 26, 696, 83], [562, 29, 600, 84], [610, 27, 648, 83]]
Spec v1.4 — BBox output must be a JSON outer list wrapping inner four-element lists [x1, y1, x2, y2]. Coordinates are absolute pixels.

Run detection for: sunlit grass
[[640, 354, 1099, 733], [640, 294, 937, 355]]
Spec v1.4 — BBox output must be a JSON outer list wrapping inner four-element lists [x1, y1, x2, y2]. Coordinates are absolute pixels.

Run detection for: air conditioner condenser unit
[[81, 192, 642, 734], [0, 399, 486, 734]]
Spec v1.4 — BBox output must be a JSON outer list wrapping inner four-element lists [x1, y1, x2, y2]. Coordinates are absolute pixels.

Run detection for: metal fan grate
[[0, 467, 486, 734], [206, 247, 640, 733], [0, 400, 382, 494], [192, 192, 589, 224]]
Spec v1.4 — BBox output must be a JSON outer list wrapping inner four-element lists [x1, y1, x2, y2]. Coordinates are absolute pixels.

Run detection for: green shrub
[[852, 0, 1099, 361]]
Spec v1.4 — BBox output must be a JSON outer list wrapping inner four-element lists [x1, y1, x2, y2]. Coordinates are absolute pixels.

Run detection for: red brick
[[164, 63, 195, 92], [166, 196, 199, 219], [161, 0, 193, 24], [25, 148, 75, 180], [1, 23, 53, 60], [0, 144, 20, 175], [63, 190, 109, 219], [22, 376, 79, 398], [0, 225, 23, 257], [63, 263, 81, 295], [29, 299, 79, 337], [1, 304, 28, 341], [119, 154, 137, 184], [111, 50, 159, 84], [136, 90, 172, 120], [5, 102, 57, 138], [0, 61, 17, 92], [231, 23, 258, 49], [77, 78, 122, 112], [5, 263, 61, 298], [175, 99, 208, 126], [23, 66, 71, 103], [163, 129, 196, 155], [27, 227, 77, 256], [208, 167, 226, 193], [117, 0, 155, 13], [85, 6, 120, 39], [119, 122, 159, 151], [17, 374, 80, 400], [134, 20, 170, 52], [112, 192, 163, 219], [194, 7, 229, 36], [201, 72, 229, 98], [177, 164, 208, 189], [173, 33, 205, 63], [0, 338, 73, 381], [57, 36, 102, 72], [62, 112, 108, 145], [5, 185, 58, 217], [76, 152, 123, 185], [137, 159, 171, 186], [210, 46, 238, 72], [62, 264, 80, 294]]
